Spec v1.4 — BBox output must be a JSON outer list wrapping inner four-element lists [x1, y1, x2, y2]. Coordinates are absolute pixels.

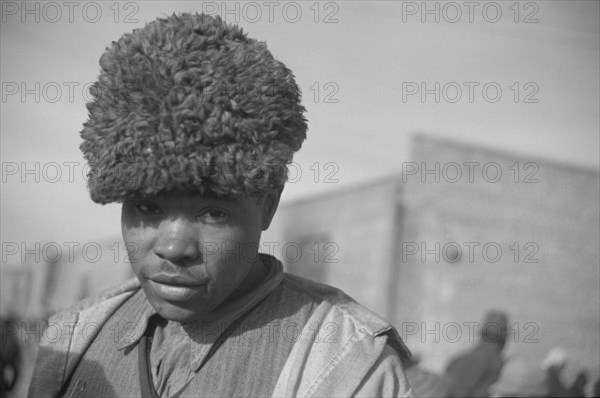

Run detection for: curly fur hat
[[80, 13, 307, 204]]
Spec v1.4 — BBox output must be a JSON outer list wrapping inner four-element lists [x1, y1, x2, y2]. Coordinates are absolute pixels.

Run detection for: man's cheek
[[200, 229, 237, 261], [201, 242, 220, 259], [122, 240, 139, 263], [123, 228, 154, 259], [204, 243, 241, 264], [220, 234, 255, 263]]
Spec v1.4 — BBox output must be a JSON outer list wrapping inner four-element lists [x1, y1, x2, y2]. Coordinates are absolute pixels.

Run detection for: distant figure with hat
[[444, 310, 509, 397]]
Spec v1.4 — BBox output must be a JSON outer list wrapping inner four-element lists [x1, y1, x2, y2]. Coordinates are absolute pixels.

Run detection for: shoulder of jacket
[[48, 278, 140, 321], [282, 273, 390, 334], [281, 273, 411, 360]]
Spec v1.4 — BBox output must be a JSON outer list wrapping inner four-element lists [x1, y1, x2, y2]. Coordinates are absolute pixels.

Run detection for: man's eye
[[135, 203, 162, 215], [198, 209, 228, 223]]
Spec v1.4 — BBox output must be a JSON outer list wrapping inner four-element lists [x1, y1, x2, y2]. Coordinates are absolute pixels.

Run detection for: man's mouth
[[149, 275, 209, 301]]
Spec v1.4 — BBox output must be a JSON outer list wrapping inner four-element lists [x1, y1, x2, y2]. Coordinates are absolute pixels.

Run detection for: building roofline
[[412, 132, 600, 177], [279, 133, 599, 208], [280, 132, 600, 208]]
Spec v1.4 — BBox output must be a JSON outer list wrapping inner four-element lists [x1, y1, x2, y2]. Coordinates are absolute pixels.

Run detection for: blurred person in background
[[444, 310, 509, 397], [542, 347, 588, 397], [543, 347, 571, 397], [0, 317, 21, 398], [567, 371, 588, 398]]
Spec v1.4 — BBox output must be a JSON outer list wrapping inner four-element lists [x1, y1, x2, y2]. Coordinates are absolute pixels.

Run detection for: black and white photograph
[[1, 1, 599, 397]]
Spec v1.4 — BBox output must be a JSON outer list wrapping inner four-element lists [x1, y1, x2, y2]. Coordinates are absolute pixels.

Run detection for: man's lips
[[149, 274, 209, 301], [150, 274, 209, 287]]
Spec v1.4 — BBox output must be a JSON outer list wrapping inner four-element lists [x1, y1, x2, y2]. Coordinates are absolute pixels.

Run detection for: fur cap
[[80, 13, 307, 203]]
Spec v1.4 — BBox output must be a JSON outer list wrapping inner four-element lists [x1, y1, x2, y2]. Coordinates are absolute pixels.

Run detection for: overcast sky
[[1, 1, 599, 249]]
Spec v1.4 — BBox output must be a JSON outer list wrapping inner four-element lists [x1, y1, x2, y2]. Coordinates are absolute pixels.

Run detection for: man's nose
[[153, 218, 201, 265]]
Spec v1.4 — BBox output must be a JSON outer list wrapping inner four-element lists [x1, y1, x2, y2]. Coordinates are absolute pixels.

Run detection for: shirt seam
[[59, 312, 79, 390], [304, 331, 361, 397]]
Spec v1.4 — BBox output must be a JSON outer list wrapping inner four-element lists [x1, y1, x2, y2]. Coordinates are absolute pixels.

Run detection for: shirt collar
[[116, 288, 158, 350]]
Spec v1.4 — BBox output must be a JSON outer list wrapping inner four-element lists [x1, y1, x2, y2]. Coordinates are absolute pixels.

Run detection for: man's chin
[[150, 298, 214, 324]]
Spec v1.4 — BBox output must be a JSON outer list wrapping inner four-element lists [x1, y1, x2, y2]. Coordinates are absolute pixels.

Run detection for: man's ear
[[260, 188, 283, 230]]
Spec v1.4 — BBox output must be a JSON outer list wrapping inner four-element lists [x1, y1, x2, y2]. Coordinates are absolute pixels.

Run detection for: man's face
[[121, 190, 279, 323]]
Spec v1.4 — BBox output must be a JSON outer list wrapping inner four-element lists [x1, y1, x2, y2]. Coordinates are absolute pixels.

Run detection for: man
[[28, 13, 412, 397], [1, 317, 21, 397], [444, 310, 509, 397]]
